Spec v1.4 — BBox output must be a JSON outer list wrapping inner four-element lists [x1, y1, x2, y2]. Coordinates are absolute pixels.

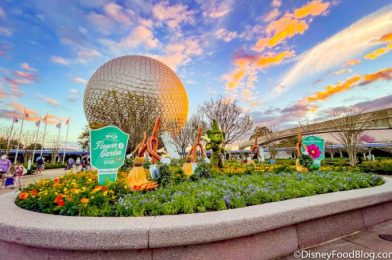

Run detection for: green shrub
[[190, 161, 212, 181], [358, 160, 392, 175], [299, 154, 313, 169]]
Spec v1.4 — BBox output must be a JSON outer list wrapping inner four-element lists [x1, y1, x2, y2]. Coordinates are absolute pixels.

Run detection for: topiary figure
[[205, 119, 225, 168]]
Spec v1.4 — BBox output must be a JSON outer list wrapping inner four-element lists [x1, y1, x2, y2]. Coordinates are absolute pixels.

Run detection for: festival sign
[[90, 126, 129, 185], [301, 135, 325, 169]]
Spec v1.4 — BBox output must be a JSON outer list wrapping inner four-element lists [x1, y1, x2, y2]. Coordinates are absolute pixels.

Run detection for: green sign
[[301, 135, 325, 169], [90, 126, 129, 185]]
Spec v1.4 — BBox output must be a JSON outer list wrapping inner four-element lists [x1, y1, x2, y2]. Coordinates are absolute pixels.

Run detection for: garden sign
[[301, 135, 325, 169], [90, 126, 129, 185]]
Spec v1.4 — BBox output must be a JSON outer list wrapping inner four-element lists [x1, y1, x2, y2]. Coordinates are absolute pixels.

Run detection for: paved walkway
[[282, 220, 392, 259], [0, 168, 68, 195]]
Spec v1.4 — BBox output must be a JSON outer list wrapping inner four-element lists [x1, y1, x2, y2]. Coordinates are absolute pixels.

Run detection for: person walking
[[0, 155, 12, 189], [36, 156, 45, 174], [66, 157, 75, 171], [14, 162, 24, 188], [75, 157, 81, 171]]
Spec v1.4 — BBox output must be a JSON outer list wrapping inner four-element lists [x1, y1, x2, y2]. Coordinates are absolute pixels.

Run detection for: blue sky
[[0, 0, 391, 146]]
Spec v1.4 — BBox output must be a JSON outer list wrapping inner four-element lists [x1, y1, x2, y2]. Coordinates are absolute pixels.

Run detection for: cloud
[[44, 114, 65, 125], [72, 77, 87, 85], [214, 28, 238, 42], [14, 71, 37, 83], [67, 88, 79, 102], [0, 27, 12, 36], [271, 0, 281, 8], [152, 2, 195, 29], [251, 102, 318, 126], [360, 66, 392, 86], [305, 75, 362, 103], [363, 43, 392, 60], [328, 94, 392, 115], [8, 85, 24, 97], [312, 78, 323, 85], [0, 102, 41, 121], [275, 5, 392, 96], [376, 31, 392, 42], [153, 38, 203, 70], [51, 56, 71, 65], [197, 0, 232, 19], [343, 59, 361, 67], [303, 66, 392, 103], [21, 62, 37, 71], [103, 2, 132, 25], [263, 8, 280, 22], [253, 1, 330, 52], [0, 6, 5, 20], [121, 25, 159, 48], [334, 68, 348, 75], [76, 47, 102, 63], [0, 85, 6, 99], [253, 14, 308, 52], [37, 95, 60, 107], [241, 88, 251, 101], [294, 0, 330, 19], [87, 12, 117, 35], [225, 51, 294, 90]]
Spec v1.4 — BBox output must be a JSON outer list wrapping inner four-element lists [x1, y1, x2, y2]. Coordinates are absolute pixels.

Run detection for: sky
[[0, 0, 391, 147]]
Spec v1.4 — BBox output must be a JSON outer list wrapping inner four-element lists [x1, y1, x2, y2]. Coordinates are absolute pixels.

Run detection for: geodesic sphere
[[83, 55, 188, 129]]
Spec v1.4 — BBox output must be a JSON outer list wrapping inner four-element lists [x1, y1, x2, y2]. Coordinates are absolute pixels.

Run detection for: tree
[[250, 125, 278, 159], [328, 108, 366, 166], [325, 141, 339, 159], [167, 114, 207, 158], [198, 97, 253, 148], [88, 90, 160, 152], [78, 125, 90, 151]]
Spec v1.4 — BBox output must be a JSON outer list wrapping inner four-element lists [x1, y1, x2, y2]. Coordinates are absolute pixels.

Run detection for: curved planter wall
[[1, 178, 392, 260]]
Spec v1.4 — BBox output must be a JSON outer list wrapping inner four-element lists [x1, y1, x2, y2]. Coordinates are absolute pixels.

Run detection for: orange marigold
[[80, 198, 89, 205], [31, 190, 38, 196], [18, 192, 28, 200]]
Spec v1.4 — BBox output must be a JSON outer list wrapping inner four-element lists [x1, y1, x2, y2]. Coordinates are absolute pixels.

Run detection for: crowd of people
[[0, 154, 91, 189], [65, 156, 91, 171], [0, 155, 24, 189]]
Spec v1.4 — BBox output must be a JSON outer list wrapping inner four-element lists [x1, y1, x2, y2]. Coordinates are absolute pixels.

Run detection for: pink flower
[[307, 144, 321, 159]]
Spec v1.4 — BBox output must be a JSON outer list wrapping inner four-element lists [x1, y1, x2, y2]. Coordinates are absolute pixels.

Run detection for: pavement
[[0, 168, 68, 195], [282, 221, 392, 259]]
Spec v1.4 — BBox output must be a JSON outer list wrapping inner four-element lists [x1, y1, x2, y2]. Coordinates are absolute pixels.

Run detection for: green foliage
[[16, 167, 384, 217], [121, 158, 133, 171], [143, 157, 151, 169], [299, 154, 313, 169], [157, 164, 173, 187], [190, 161, 212, 181], [358, 160, 392, 175]]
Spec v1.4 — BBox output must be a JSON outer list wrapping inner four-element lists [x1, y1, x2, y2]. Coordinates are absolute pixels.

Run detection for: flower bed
[[15, 164, 384, 217], [358, 159, 392, 175]]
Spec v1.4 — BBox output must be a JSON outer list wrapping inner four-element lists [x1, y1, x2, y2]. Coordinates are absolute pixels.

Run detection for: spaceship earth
[[83, 55, 189, 129]]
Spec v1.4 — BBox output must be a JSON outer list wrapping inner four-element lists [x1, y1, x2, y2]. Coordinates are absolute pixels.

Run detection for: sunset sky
[[0, 0, 391, 146]]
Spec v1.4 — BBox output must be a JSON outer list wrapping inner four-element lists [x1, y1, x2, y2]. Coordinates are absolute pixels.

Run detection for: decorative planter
[[1, 178, 392, 260]]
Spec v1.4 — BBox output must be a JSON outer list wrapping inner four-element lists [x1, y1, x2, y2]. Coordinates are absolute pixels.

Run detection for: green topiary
[[299, 154, 313, 169]]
